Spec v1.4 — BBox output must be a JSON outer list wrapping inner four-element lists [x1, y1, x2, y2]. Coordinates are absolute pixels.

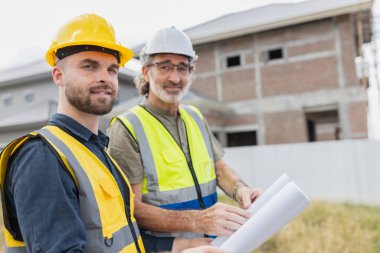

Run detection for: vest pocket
[[201, 159, 215, 178], [159, 149, 194, 190], [99, 177, 120, 198], [97, 177, 127, 237], [161, 149, 182, 164]]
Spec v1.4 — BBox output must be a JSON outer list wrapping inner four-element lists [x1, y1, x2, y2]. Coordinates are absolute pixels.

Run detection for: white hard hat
[[140, 26, 197, 61]]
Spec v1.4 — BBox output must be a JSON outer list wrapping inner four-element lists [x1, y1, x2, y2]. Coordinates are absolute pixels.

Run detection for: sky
[[0, 0, 306, 72]]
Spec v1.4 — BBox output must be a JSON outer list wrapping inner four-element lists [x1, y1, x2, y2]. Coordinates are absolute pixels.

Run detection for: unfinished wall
[[192, 14, 368, 145]]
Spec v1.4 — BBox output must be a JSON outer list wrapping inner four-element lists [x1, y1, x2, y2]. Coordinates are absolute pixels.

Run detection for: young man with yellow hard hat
[[0, 13, 146, 253]]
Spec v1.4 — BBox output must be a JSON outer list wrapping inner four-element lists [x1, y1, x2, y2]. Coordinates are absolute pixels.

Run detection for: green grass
[[218, 195, 380, 253], [0, 197, 379, 252]]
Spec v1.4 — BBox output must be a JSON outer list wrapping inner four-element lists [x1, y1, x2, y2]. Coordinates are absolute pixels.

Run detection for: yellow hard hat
[[45, 13, 133, 67]]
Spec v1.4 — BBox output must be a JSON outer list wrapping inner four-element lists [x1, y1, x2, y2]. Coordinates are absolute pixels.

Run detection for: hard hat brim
[[46, 41, 134, 67]]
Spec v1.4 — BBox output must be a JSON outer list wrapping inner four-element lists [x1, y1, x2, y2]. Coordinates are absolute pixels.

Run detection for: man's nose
[[98, 67, 112, 83], [168, 67, 181, 83]]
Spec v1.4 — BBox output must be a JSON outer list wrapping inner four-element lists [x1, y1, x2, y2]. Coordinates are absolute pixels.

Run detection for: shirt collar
[[49, 113, 109, 146], [141, 97, 180, 118]]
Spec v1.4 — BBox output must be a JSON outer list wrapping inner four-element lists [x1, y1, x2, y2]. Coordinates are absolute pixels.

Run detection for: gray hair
[[134, 73, 150, 96], [134, 55, 155, 96]]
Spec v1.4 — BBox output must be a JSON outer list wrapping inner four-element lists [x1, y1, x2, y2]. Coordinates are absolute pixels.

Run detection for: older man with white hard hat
[[107, 26, 261, 252]]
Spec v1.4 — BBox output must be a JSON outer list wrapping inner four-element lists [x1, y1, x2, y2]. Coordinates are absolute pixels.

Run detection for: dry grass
[[218, 195, 380, 253], [0, 198, 379, 253]]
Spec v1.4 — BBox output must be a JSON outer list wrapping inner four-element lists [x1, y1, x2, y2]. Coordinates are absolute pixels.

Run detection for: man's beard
[[149, 75, 190, 104], [65, 82, 116, 115]]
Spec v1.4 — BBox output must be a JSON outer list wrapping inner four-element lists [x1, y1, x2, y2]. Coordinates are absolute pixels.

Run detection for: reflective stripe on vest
[[117, 105, 217, 208], [181, 106, 214, 162], [4, 246, 26, 253], [3, 228, 26, 253], [0, 126, 145, 253], [1, 136, 29, 253]]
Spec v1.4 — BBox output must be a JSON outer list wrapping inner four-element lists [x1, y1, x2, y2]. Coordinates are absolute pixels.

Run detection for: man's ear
[[52, 66, 64, 87], [142, 65, 150, 83]]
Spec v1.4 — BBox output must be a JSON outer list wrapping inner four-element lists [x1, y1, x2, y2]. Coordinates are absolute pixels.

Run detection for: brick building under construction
[[184, 0, 373, 146]]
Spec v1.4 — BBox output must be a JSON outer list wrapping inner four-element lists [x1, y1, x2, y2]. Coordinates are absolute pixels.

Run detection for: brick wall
[[285, 19, 334, 42], [225, 114, 257, 126], [218, 35, 253, 54], [191, 14, 367, 144], [287, 39, 335, 57], [195, 45, 215, 73], [261, 57, 339, 96], [264, 110, 308, 144], [221, 69, 256, 101], [191, 76, 218, 100]]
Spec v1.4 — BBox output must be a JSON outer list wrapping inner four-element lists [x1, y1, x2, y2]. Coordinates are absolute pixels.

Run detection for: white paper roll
[[212, 173, 292, 247], [212, 173, 310, 253]]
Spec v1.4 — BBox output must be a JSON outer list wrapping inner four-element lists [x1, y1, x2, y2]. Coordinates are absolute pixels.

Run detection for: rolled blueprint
[[212, 173, 292, 246], [212, 173, 310, 253]]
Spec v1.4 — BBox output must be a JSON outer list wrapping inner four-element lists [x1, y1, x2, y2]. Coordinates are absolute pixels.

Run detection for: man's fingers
[[251, 189, 262, 200], [182, 245, 231, 253], [215, 226, 235, 236], [173, 238, 213, 253], [241, 193, 252, 209], [223, 219, 244, 232], [237, 188, 262, 209], [197, 203, 252, 235], [223, 203, 251, 218], [224, 211, 249, 226]]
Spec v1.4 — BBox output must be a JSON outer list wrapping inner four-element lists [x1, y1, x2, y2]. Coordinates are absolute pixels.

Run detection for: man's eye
[[109, 68, 118, 74], [160, 65, 172, 70], [82, 65, 92, 69], [178, 66, 189, 73]]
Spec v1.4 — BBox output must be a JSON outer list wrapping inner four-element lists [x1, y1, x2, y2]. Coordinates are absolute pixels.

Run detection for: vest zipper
[[187, 161, 206, 209], [112, 159, 142, 253], [125, 207, 142, 253], [175, 109, 206, 210]]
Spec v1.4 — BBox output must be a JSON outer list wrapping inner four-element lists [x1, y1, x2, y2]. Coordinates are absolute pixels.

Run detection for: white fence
[[223, 140, 380, 206]]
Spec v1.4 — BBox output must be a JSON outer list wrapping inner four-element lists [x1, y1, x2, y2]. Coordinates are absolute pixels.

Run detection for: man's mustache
[[90, 83, 115, 93], [162, 81, 183, 88]]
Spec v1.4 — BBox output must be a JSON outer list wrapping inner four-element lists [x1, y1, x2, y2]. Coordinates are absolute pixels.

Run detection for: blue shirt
[[4, 113, 173, 252]]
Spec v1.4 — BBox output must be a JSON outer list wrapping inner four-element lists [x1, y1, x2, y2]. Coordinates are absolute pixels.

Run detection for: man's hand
[[215, 160, 261, 210], [235, 185, 261, 209], [192, 202, 251, 236], [181, 245, 230, 253], [172, 238, 212, 253]]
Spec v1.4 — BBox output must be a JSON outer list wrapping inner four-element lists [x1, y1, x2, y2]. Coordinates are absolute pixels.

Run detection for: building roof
[[0, 100, 57, 130], [0, 59, 50, 86], [185, 0, 372, 45], [0, 58, 140, 86]]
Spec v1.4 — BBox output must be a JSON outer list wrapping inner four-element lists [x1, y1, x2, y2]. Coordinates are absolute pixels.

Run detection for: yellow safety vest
[[0, 125, 145, 253], [114, 105, 217, 238]]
